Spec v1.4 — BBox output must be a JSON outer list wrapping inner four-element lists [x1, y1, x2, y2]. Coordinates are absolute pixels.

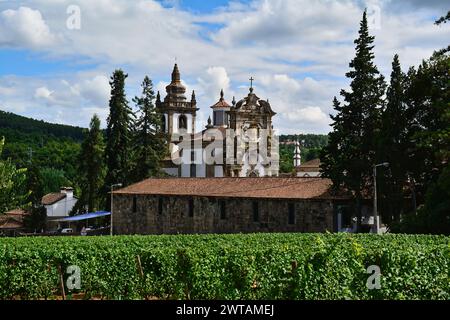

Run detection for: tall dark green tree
[[130, 76, 166, 182], [320, 10, 386, 231], [320, 97, 346, 189], [376, 54, 409, 224], [75, 114, 105, 213], [104, 70, 133, 197], [25, 162, 44, 207]]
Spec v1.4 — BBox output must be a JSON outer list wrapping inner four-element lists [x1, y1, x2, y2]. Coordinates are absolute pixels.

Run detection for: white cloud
[[72, 75, 110, 107], [0, 6, 55, 48], [197, 66, 231, 103], [0, 0, 448, 133], [34, 86, 52, 99]]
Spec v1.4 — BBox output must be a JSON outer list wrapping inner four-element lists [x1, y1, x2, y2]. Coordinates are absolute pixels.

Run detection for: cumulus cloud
[[34, 86, 53, 99], [71, 75, 110, 108], [198, 66, 231, 103], [0, 6, 55, 48], [0, 0, 448, 133]]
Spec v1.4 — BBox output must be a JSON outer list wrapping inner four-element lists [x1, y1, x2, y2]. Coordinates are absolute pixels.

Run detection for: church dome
[[164, 63, 187, 102]]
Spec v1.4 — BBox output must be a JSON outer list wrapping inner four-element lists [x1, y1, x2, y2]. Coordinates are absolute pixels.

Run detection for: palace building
[[157, 64, 279, 178], [111, 65, 377, 236]]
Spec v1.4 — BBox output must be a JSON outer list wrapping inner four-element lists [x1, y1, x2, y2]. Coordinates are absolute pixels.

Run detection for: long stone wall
[[112, 194, 335, 235]]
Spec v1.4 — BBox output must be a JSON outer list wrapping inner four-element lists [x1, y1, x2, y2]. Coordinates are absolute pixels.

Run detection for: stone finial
[[232, 96, 236, 106], [191, 90, 196, 102], [220, 89, 224, 101], [156, 90, 161, 102], [206, 116, 213, 129], [171, 63, 181, 83]]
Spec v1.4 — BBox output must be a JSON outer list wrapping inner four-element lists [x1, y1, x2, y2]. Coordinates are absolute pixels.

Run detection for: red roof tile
[[41, 193, 66, 205], [113, 177, 349, 200]]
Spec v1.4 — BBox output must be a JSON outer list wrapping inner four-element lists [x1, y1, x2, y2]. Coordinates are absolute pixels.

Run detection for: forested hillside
[[279, 134, 328, 173], [0, 110, 84, 186], [0, 109, 326, 177]]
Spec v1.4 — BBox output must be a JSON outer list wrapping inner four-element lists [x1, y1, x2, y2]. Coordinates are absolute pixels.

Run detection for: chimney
[[60, 187, 74, 199]]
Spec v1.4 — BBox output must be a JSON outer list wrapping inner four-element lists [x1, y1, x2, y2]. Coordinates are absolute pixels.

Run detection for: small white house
[[41, 187, 77, 218]]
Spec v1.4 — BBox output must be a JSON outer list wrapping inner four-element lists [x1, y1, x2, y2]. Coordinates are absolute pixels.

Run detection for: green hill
[[0, 109, 328, 177], [0, 110, 84, 182], [0, 110, 85, 142]]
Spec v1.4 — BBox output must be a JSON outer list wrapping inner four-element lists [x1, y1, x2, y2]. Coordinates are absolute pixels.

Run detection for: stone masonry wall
[[113, 194, 335, 235]]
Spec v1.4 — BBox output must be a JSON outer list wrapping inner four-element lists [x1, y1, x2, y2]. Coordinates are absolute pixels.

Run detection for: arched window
[[161, 114, 166, 132], [179, 114, 187, 130]]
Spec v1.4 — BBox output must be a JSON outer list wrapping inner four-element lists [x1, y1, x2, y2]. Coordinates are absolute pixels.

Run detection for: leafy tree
[[393, 49, 450, 233], [393, 164, 450, 235], [39, 167, 71, 195], [105, 70, 133, 196], [321, 10, 386, 230], [75, 114, 105, 213], [0, 137, 29, 214], [435, 11, 450, 25], [24, 205, 47, 233], [130, 76, 166, 182], [25, 163, 44, 207]]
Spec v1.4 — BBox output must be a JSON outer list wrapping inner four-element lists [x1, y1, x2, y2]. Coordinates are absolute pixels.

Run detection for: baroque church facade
[[157, 64, 279, 177]]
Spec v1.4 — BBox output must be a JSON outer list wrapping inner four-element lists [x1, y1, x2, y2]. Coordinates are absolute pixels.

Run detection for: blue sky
[[0, 0, 448, 134]]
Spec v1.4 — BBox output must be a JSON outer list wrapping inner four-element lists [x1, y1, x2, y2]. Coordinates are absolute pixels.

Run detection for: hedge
[[0, 233, 448, 300]]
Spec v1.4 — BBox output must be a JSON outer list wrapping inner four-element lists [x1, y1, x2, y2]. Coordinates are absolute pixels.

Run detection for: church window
[[132, 196, 137, 213], [288, 203, 296, 225], [179, 114, 187, 129], [188, 198, 194, 217], [214, 111, 224, 126], [219, 200, 226, 220], [161, 114, 166, 132], [158, 197, 163, 215], [252, 201, 259, 222]]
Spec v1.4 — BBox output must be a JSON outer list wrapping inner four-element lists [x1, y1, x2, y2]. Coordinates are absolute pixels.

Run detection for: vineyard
[[0, 233, 449, 300]]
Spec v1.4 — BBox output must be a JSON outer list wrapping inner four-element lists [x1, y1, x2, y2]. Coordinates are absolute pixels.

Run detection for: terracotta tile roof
[[113, 177, 350, 200], [296, 158, 321, 172], [41, 193, 66, 205], [0, 213, 27, 229], [211, 100, 230, 109], [4, 209, 29, 216]]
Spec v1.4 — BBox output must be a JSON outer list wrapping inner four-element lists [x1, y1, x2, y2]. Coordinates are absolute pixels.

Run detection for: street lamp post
[[373, 163, 389, 234], [110, 183, 122, 236]]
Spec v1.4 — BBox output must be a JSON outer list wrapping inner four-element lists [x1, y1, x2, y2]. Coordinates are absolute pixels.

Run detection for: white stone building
[[41, 187, 77, 218]]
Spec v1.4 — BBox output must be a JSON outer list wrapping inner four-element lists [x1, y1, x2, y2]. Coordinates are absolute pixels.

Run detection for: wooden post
[[58, 265, 66, 300], [136, 255, 144, 278], [136, 255, 147, 300]]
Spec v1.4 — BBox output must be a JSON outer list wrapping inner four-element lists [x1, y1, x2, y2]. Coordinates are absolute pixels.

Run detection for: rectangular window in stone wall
[[252, 201, 259, 222], [188, 198, 194, 217], [220, 200, 226, 219], [288, 203, 296, 225], [158, 197, 163, 215], [132, 196, 137, 213]]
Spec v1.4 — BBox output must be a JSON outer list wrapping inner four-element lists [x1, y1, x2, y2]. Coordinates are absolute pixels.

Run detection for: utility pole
[[373, 162, 389, 234]]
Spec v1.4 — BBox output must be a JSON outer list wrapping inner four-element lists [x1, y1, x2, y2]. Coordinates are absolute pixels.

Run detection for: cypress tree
[[76, 114, 105, 213], [321, 10, 386, 231], [130, 76, 166, 182], [104, 70, 133, 194], [320, 97, 345, 189], [377, 55, 408, 224]]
